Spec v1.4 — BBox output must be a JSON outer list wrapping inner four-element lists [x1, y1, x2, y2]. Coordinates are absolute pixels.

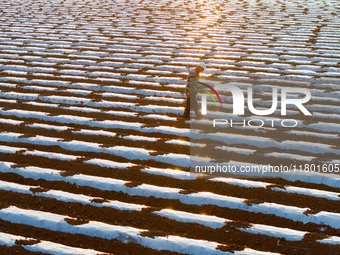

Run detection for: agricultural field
[[0, 0, 339, 254]]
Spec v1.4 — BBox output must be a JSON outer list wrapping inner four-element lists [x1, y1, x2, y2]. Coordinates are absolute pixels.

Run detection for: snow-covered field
[[0, 0, 339, 254]]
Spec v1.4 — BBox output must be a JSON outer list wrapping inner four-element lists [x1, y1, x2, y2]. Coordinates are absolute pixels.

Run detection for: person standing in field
[[182, 62, 206, 119]]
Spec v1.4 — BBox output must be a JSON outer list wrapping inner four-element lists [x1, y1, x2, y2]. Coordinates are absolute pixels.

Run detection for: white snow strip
[[141, 167, 198, 180], [72, 129, 117, 137], [26, 123, 70, 131], [0, 180, 32, 194], [0, 232, 102, 255], [0, 145, 26, 154], [154, 209, 228, 229], [139, 114, 177, 121], [263, 152, 315, 162], [154, 153, 190, 167], [280, 172, 340, 189], [164, 139, 190, 146], [122, 135, 158, 142], [84, 158, 136, 169], [106, 110, 137, 117], [318, 236, 340, 245], [238, 224, 307, 241], [211, 178, 270, 188], [24, 150, 80, 161], [143, 126, 190, 137], [272, 186, 340, 201], [165, 139, 206, 148], [0, 117, 22, 125], [308, 211, 340, 229], [215, 146, 256, 155], [60, 106, 101, 113], [24, 101, 59, 108], [308, 122, 340, 133], [144, 96, 183, 104], [0, 232, 25, 247], [286, 130, 339, 139], [24, 240, 101, 255]]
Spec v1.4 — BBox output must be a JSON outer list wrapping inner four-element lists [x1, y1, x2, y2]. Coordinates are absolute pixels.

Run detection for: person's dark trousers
[[183, 96, 202, 119]]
